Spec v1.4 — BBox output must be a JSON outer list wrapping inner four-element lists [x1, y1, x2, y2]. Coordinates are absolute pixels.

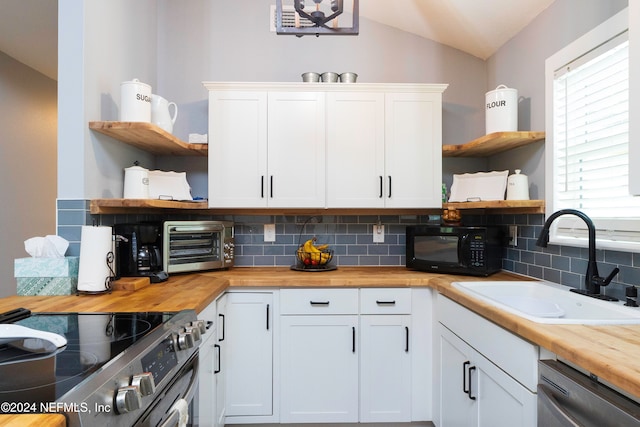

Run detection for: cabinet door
[[280, 315, 358, 423], [215, 295, 227, 427], [208, 91, 267, 207], [267, 92, 325, 208], [438, 324, 537, 427], [326, 92, 385, 208], [196, 302, 217, 427], [438, 325, 475, 427], [360, 314, 412, 422], [474, 349, 537, 427], [385, 92, 442, 208], [224, 292, 273, 418]]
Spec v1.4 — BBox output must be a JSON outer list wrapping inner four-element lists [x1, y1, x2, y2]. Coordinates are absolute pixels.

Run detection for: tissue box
[[14, 257, 79, 295]]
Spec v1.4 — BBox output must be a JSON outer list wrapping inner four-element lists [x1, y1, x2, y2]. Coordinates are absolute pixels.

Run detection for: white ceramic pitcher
[[151, 94, 178, 134]]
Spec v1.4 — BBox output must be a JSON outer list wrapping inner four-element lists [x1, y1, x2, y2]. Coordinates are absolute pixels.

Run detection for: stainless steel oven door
[[135, 351, 199, 427]]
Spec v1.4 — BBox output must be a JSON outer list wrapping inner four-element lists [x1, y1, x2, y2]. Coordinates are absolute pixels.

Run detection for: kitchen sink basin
[[452, 281, 640, 324]]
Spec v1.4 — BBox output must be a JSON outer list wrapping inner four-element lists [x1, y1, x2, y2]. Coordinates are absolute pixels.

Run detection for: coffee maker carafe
[[113, 223, 168, 283]]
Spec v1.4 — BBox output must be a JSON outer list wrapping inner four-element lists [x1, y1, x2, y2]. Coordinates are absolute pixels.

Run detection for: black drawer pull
[[310, 301, 330, 305], [214, 344, 221, 374], [266, 304, 270, 330], [376, 300, 396, 305], [352, 326, 356, 353], [218, 313, 225, 342], [405, 326, 409, 352]]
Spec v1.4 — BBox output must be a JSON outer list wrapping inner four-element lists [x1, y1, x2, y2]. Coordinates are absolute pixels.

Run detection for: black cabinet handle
[[218, 313, 225, 342], [261, 176, 265, 198], [206, 320, 214, 330], [388, 176, 392, 198], [468, 366, 477, 400], [463, 361, 470, 395], [310, 301, 330, 305], [270, 175, 274, 198], [376, 300, 396, 305], [214, 344, 221, 374], [379, 176, 383, 198], [405, 326, 409, 352], [463, 361, 476, 400], [352, 326, 356, 353], [266, 304, 270, 330]]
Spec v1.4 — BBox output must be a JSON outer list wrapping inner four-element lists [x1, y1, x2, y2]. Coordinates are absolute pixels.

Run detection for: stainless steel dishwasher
[[538, 359, 640, 426]]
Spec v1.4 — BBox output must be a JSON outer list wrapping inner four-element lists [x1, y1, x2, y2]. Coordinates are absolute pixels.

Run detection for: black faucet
[[536, 209, 620, 301]]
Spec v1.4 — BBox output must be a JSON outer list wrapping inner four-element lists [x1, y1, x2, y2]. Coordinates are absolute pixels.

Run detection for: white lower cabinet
[[223, 291, 276, 424], [436, 294, 538, 427], [196, 296, 224, 427], [360, 314, 412, 422], [280, 288, 432, 424]]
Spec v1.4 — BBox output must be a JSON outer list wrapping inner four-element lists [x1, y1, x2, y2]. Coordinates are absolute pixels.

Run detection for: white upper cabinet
[[326, 92, 386, 207], [205, 82, 447, 209], [384, 92, 443, 208], [267, 91, 326, 208], [208, 91, 268, 207]]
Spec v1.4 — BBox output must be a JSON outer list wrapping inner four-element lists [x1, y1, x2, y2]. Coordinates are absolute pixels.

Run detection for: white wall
[[0, 52, 57, 297], [152, 0, 488, 197], [486, 0, 628, 200], [58, 0, 158, 200]]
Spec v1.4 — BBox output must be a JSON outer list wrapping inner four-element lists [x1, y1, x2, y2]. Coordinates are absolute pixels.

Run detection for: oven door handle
[[158, 355, 200, 427], [168, 225, 224, 233]]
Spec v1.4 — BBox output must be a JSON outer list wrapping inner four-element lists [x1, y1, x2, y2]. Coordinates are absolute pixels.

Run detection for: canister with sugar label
[[120, 78, 152, 122], [485, 84, 518, 134]]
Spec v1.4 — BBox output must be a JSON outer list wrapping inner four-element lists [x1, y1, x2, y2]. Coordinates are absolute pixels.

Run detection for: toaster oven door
[[164, 222, 225, 273]]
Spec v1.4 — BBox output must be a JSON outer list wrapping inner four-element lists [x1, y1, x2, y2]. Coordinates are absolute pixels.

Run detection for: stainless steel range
[[0, 308, 207, 426]]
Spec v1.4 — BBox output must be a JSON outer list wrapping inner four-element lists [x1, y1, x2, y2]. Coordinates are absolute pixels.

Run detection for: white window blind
[[551, 31, 640, 246]]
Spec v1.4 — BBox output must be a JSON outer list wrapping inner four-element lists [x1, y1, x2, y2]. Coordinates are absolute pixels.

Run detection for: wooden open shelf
[[89, 121, 208, 156], [442, 131, 545, 157], [443, 199, 545, 214]]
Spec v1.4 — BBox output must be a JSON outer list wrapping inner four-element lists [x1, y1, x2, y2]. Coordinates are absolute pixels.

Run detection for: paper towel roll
[[78, 314, 112, 363], [77, 226, 113, 293]]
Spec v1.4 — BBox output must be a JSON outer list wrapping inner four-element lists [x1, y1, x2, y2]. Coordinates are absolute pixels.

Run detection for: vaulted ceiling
[[0, 0, 554, 81]]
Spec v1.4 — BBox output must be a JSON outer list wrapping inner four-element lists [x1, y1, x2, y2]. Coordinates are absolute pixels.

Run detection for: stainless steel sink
[[452, 281, 640, 324]]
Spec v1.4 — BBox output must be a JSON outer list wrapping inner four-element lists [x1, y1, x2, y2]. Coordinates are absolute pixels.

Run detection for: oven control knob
[[177, 331, 195, 350], [115, 385, 142, 414], [184, 325, 201, 342], [131, 372, 156, 397], [192, 320, 207, 335]]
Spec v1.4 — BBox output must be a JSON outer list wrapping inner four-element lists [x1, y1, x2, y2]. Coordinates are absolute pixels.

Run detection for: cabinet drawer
[[280, 289, 359, 315], [360, 288, 412, 314]]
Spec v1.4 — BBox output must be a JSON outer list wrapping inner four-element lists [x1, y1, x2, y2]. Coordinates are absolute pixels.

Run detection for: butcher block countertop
[[2, 266, 640, 425]]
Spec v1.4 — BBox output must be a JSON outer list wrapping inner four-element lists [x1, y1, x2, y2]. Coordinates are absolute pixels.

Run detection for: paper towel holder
[[76, 250, 115, 295]]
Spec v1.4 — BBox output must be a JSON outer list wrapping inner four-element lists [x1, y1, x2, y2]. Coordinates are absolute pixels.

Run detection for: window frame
[[544, 8, 635, 252]]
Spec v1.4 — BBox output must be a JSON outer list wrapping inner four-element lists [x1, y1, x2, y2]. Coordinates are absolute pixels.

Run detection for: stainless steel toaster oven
[[162, 220, 234, 274]]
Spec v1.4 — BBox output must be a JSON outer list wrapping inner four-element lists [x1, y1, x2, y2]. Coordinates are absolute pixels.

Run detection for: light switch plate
[[509, 225, 517, 246], [264, 224, 276, 242], [373, 224, 385, 243]]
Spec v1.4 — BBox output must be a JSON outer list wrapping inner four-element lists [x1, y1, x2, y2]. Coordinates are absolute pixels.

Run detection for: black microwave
[[406, 225, 505, 276]]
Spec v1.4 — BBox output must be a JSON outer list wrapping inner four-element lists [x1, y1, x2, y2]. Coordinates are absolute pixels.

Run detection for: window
[[545, 8, 639, 250]]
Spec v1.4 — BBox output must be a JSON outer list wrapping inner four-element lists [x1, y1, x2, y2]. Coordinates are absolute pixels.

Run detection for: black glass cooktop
[[0, 311, 173, 404]]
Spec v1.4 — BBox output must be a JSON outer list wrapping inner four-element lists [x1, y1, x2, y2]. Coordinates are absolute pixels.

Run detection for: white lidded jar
[[485, 84, 518, 134], [123, 165, 150, 199], [120, 78, 152, 122], [506, 169, 529, 200]]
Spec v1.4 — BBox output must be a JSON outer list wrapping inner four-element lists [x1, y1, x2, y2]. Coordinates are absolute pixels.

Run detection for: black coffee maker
[[113, 223, 168, 283]]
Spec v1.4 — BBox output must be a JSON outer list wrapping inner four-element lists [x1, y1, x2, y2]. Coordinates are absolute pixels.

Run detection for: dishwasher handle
[[537, 384, 584, 427]]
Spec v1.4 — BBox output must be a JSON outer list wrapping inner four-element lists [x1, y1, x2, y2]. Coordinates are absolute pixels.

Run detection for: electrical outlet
[[264, 224, 276, 242], [373, 224, 385, 243], [509, 225, 518, 246]]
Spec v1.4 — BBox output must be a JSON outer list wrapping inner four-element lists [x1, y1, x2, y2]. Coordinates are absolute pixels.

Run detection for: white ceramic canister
[[120, 78, 152, 122], [151, 94, 178, 134], [123, 165, 150, 199], [485, 84, 518, 134], [506, 169, 529, 200]]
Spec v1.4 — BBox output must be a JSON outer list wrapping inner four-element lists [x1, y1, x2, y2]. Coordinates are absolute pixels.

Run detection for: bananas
[[297, 238, 332, 266]]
